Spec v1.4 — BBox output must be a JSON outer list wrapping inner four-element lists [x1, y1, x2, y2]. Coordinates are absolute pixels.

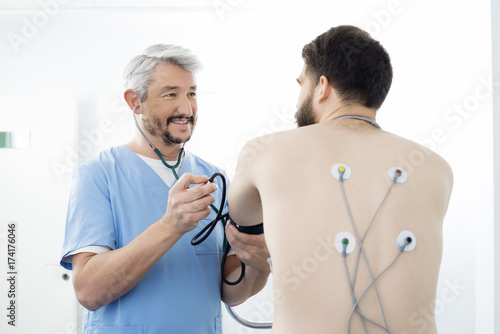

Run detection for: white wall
[[492, 0, 500, 331], [0, 0, 493, 333]]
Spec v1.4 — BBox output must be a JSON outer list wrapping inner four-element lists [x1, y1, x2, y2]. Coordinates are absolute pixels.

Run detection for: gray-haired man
[[60, 44, 270, 333]]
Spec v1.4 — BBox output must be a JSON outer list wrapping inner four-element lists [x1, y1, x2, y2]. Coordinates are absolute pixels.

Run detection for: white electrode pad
[[335, 231, 356, 255], [331, 164, 352, 181], [397, 230, 416, 251], [388, 167, 408, 184]]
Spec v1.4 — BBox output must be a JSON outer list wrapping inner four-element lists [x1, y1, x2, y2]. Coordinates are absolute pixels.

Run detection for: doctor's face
[[140, 63, 198, 146]]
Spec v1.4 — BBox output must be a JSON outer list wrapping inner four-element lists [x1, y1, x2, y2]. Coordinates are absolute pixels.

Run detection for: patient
[[227, 25, 453, 334]]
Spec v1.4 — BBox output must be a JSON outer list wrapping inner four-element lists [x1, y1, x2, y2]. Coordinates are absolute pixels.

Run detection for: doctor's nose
[[178, 96, 194, 118]]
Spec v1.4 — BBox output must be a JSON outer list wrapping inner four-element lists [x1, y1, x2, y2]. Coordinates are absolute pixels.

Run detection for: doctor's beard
[[143, 113, 196, 146]]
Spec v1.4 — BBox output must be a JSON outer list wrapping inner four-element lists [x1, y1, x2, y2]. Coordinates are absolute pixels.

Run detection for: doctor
[[60, 44, 270, 333]]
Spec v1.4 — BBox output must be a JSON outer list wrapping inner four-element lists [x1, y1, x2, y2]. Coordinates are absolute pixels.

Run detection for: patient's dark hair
[[302, 25, 393, 109]]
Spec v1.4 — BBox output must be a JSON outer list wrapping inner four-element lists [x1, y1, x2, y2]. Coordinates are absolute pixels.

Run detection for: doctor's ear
[[124, 89, 141, 112]]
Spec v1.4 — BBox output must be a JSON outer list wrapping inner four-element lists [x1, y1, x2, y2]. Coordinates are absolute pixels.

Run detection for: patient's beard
[[295, 94, 316, 127]]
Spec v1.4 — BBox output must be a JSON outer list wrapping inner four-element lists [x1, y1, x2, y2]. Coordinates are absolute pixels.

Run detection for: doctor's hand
[[225, 223, 270, 274], [161, 173, 216, 235]]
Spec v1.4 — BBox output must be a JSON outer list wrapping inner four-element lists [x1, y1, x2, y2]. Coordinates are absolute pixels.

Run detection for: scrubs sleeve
[[60, 163, 116, 270]]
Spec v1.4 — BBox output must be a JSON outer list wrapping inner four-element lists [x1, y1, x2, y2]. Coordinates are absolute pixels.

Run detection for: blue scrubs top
[[60, 146, 227, 334]]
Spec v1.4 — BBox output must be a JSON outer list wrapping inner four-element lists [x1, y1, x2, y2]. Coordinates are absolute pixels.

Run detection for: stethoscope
[[132, 106, 380, 285], [132, 105, 184, 178], [132, 106, 245, 285]]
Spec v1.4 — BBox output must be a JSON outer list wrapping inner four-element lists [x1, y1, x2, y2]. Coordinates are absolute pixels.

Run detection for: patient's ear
[[317, 75, 332, 104]]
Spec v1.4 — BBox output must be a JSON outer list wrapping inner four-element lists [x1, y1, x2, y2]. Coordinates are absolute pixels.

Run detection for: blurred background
[[0, 0, 497, 333]]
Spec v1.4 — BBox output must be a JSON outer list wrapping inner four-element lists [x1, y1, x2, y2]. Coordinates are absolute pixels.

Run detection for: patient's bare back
[[231, 119, 453, 334]]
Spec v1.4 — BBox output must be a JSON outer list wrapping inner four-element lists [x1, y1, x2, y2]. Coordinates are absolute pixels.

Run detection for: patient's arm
[[222, 140, 270, 306], [228, 139, 264, 227], [221, 225, 270, 306]]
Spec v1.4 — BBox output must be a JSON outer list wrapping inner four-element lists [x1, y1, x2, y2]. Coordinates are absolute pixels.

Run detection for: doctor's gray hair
[[123, 44, 203, 102]]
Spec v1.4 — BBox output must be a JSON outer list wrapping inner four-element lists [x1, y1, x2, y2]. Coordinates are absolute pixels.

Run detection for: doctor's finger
[[228, 242, 263, 267], [187, 207, 212, 223], [184, 183, 217, 202], [185, 193, 215, 212], [174, 173, 209, 191], [226, 224, 263, 246]]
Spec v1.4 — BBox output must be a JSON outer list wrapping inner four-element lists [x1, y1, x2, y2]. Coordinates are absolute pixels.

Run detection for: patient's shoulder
[[384, 131, 454, 190]]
